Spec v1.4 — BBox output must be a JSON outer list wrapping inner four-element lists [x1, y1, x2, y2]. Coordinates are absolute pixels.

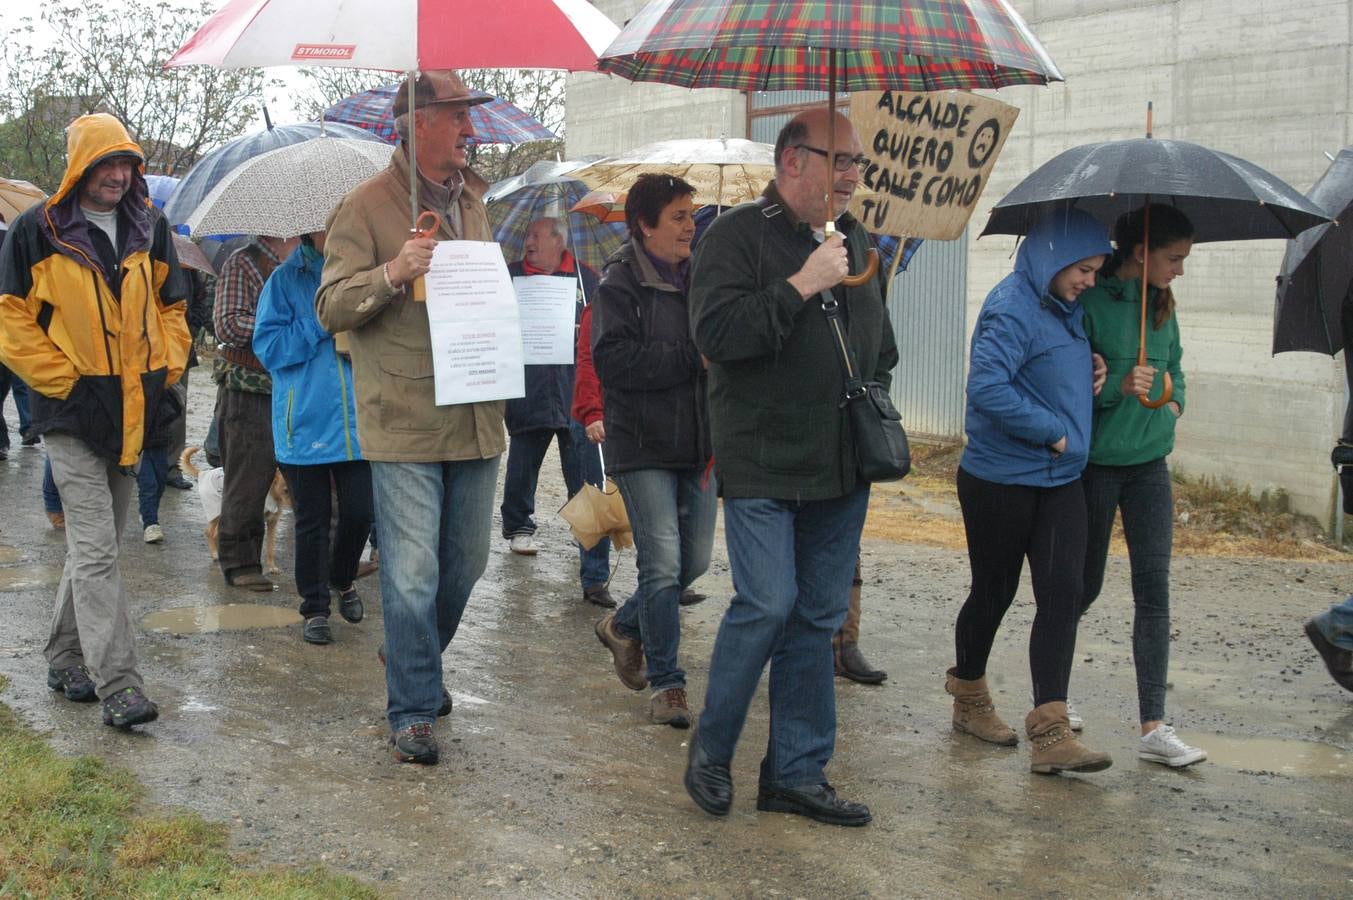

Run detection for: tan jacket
[[316, 149, 505, 463]]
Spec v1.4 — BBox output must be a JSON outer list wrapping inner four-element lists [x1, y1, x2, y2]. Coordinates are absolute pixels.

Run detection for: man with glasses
[[685, 108, 898, 826]]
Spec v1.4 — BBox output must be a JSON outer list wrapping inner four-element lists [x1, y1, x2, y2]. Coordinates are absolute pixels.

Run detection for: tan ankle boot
[[1025, 702, 1112, 774], [945, 667, 1017, 746]]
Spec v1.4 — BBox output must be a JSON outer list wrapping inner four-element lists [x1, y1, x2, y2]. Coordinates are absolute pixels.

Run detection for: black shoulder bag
[[820, 290, 911, 482]]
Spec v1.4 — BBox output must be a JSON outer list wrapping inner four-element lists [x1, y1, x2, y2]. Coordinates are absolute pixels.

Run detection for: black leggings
[[954, 467, 1086, 706]]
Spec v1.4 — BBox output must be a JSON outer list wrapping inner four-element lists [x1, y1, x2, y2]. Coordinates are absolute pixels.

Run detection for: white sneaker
[[1139, 724, 1207, 768], [143, 523, 164, 544], [509, 534, 537, 556]]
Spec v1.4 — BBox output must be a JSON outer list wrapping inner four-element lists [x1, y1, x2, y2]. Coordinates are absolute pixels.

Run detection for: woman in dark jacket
[[590, 174, 716, 729]]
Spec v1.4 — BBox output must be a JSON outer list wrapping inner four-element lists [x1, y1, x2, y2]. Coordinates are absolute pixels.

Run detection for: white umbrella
[[570, 138, 775, 208], [185, 137, 394, 238]]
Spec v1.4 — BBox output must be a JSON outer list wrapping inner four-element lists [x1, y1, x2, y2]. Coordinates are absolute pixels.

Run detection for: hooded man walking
[[0, 113, 191, 728]]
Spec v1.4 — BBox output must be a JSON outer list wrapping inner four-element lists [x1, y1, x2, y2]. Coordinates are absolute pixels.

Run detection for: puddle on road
[[143, 604, 301, 634], [1194, 734, 1350, 777], [0, 545, 24, 564], [0, 565, 62, 591]]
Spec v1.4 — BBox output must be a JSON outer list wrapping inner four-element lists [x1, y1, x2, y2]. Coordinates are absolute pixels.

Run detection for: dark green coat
[[689, 183, 898, 501]]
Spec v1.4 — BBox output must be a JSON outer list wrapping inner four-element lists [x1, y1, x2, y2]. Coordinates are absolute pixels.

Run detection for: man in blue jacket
[[500, 217, 612, 607]]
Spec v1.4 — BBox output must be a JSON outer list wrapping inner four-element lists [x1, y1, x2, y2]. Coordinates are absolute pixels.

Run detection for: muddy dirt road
[[0, 383, 1350, 897]]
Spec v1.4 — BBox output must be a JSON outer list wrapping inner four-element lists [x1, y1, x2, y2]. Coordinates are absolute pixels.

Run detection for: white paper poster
[[513, 275, 577, 365], [424, 241, 524, 405]]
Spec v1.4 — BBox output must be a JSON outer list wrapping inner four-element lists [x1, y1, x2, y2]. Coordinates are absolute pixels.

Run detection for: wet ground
[[1, 380, 1351, 897]]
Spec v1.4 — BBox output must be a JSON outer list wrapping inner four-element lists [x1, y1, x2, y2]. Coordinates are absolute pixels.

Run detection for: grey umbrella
[[981, 138, 1331, 243], [1273, 149, 1352, 356]]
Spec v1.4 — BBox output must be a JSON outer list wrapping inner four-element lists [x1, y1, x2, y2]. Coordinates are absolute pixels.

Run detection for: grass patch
[[0, 676, 376, 898], [862, 442, 1348, 561]]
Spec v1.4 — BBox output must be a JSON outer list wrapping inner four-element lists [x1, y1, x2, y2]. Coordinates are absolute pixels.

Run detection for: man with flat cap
[[318, 70, 501, 766]]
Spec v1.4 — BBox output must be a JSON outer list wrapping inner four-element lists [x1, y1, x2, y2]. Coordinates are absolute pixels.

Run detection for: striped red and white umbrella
[[165, 0, 619, 72], [324, 83, 556, 146]]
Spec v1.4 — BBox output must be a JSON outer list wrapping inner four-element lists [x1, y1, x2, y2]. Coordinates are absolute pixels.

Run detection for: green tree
[[0, 0, 266, 189], [293, 67, 566, 185]]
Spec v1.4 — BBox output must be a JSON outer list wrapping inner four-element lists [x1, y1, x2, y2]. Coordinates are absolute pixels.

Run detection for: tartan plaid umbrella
[[485, 159, 627, 276], [324, 83, 557, 146], [598, 0, 1063, 92]]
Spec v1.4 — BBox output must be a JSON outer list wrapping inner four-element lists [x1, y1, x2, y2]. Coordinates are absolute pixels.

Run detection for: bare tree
[[0, 0, 265, 188]]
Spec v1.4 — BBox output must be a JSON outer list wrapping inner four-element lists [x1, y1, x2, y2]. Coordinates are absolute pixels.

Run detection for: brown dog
[[180, 447, 291, 574]]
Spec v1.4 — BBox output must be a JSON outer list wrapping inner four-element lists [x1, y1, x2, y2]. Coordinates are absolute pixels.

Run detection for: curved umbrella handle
[[842, 248, 880, 288], [1138, 371, 1173, 409], [409, 211, 442, 301]]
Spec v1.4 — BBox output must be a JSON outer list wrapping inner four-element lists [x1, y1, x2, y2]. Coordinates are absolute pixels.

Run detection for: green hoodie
[[1081, 274, 1185, 466]]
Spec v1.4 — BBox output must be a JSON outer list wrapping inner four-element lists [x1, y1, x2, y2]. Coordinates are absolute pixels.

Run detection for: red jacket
[[571, 303, 603, 426]]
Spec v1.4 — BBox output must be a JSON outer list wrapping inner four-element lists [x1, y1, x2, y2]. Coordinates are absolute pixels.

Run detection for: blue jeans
[[43, 455, 63, 514], [372, 455, 500, 732], [1081, 458, 1172, 722], [696, 484, 870, 790], [136, 446, 169, 526], [501, 423, 610, 588], [1313, 597, 1353, 651], [611, 468, 718, 691]]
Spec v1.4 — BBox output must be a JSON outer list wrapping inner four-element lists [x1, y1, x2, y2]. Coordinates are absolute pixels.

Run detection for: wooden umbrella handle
[[1138, 371, 1173, 409], [842, 248, 880, 287]]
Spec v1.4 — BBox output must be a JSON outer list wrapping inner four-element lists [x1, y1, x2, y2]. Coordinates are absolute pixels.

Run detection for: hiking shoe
[[509, 534, 537, 556], [47, 665, 97, 702], [143, 523, 164, 544], [101, 686, 159, 728], [1139, 725, 1207, 768], [48, 511, 65, 530], [650, 687, 692, 728], [595, 612, 646, 691], [583, 584, 617, 608], [392, 722, 438, 764], [678, 589, 707, 607], [303, 616, 333, 644], [337, 586, 364, 623]]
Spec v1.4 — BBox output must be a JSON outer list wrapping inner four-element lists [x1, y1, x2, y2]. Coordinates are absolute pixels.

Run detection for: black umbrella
[[982, 138, 1330, 243], [1273, 149, 1352, 356]]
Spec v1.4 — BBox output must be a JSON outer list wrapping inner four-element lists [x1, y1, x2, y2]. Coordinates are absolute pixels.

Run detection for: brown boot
[[945, 668, 1017, 746], [1025, 702, 1112, 774]]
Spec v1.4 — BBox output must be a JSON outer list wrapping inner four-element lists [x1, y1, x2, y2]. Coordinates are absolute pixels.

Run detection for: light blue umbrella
[[144, 175, 180, 210], [164, 122, 382, 230]]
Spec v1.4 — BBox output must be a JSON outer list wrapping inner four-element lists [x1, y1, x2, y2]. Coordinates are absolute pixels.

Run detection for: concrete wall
[[566, 1, 746, 157], [567, 0, 1350, 525]]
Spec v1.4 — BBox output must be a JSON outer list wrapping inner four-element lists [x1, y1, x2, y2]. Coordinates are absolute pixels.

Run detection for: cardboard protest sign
[[848, 91, 1018, 240]]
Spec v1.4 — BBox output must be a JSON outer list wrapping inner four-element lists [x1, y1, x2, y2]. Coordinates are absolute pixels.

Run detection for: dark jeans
[[136, 446, 169, 526], [44, 455, 63, 514], [1081, 458, 1173, 723], [280, 460, 374, 618], [216, 386, 276, 579], [954, 467, 1086, 707], [501, 423, 610, 587], [0, 363, 32, 447]]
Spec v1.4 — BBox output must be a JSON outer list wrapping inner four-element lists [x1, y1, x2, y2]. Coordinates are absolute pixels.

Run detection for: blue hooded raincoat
[[253, 242, 361, 466], [961, 211, 1112, 487]]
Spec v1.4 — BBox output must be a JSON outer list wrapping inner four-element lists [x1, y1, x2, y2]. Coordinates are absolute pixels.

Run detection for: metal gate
[[887, 232, 967, 440]]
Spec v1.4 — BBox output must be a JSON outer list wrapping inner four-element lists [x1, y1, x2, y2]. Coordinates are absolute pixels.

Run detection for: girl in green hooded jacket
[[1078, 204, 1207, 768]]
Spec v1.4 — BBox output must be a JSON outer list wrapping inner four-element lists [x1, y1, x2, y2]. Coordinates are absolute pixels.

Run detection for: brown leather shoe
[[226, 570, 276, 592], [835, 643, 887, 684], [649, 687, 691, 728], [594, 612, 646, 690]]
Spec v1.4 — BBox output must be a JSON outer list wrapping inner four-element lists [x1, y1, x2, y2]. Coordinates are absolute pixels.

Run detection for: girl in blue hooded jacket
[[945, 210, 1116, 775]]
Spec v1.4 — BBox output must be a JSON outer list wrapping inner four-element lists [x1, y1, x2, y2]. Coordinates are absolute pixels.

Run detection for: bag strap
[[821, 290, 867, 405]]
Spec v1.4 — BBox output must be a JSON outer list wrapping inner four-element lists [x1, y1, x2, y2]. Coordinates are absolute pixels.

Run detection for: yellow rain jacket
[[0, 113, 190, 466]]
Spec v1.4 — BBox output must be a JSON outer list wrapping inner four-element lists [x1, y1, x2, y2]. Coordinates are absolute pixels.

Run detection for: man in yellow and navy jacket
[[0, 113, 190, 729]]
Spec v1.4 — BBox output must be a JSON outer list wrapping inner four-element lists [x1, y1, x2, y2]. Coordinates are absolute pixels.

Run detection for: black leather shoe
[[683, 729, 732, 817], [756, 783, 872, 827], [584, 585, 617, 608], [165, 472, 193, 490], [337, 587, 364, 624], [1305, 620, 1353, 692], [678, 589, 707, 607], [303, 616, 333, 645], [835, 643, 888, 685], [438, 687, 452, 717]]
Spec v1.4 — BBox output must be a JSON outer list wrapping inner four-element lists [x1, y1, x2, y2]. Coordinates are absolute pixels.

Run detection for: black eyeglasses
[[795, 145, 868, 172]]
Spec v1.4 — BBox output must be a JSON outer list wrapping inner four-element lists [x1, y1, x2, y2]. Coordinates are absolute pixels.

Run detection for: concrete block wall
[[566, 0, 1351, 525]]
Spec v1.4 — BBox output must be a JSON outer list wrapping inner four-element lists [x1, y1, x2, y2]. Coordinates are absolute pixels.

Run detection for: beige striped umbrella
[[570, 138, 774, 209], [0, 178, 47, 224]]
